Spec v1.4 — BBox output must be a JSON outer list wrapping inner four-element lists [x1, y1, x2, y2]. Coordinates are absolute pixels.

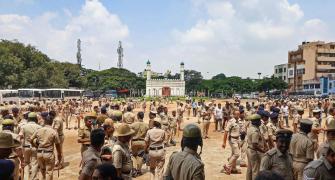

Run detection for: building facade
[[145, 61, 185, 97], [274, 63, 288, 83], [288, 41, 335, 92]]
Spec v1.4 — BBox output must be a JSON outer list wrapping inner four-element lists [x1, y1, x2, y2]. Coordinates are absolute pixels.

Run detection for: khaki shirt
[[246, 125, 264, 150], [145, 127, 165, 148], [52, 116, 63, 136], [78, 126, 91, 145], [260, 148, 293, 180], [293, 114, 302, 127], [260, 123, 269, 141], [289, 132, 314, 163], [326, 115, 335, 128], [31, 125, 60, 151], [303, 157, 335, 179], [225, 118, 240, 137], [130, 122, 149, 140], [123, 112, 135, 124], [308, 117, 320, 141], [19, 121, 42, 147], [165, 147, 205, 180], [317, 141, 329, 158], [112, 141, 132, 173], [267, 122, 277, 140], [81, 146, 102, 177]]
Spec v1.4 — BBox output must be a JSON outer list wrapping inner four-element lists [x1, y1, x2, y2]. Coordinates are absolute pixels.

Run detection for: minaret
[[146, 60, 151, 80], [180, 62, 185, 81]]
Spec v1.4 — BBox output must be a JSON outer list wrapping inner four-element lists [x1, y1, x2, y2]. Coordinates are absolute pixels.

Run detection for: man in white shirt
[[281, 103, 289, 128], [214, 103, 224, 132]]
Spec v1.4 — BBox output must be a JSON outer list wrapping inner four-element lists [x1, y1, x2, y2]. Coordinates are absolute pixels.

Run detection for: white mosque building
[[145, 61, 185, 97]]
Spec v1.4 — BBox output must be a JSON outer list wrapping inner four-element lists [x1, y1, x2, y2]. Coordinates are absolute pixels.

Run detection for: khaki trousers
[[23, 147, 38, 180], [246, 148, 262, 180], [239, 140, 247, 165], [37, 152, 55, 180], [59, 135, 64, 166], [202, 120, 210, 137], [227, 138, 240, 171], [148, 148, 165, 180], [293, 161, 307, 180]]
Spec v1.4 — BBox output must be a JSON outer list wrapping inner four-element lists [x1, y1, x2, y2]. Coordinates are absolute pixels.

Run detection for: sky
[[0, 0, 334, 79]]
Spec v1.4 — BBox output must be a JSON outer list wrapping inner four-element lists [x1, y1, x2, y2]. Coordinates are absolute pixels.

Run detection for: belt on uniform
[[59, 134, 64, 136], [230, 136, 239, 139], [132, 139, 145, 142], [37, 150, 53, 153], [23, 145, 31, 148], [292, 158, 308, 164], [149, 146, 164, 150]]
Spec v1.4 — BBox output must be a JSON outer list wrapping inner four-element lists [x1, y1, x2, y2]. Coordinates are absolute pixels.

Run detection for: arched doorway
[[162, 87, 171, 96]]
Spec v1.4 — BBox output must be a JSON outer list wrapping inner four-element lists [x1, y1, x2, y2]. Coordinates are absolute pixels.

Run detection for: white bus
[[0, 89, 18, 103], [18, 89, 44, 100], [43, 89, 83, 99]]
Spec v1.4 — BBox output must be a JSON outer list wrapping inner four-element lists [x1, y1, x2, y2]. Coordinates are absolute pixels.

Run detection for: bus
[[43, 89, 83, 99], [0, 90, 18, 103], [18, 89, 44, 100]]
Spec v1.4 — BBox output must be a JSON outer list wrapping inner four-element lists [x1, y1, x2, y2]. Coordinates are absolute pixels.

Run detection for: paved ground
[[54, 99, 323, 179]]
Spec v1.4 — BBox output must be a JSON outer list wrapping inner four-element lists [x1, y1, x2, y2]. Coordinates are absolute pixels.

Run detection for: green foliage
[[85, 68, 145, 91], [212, 73, 226, 80]]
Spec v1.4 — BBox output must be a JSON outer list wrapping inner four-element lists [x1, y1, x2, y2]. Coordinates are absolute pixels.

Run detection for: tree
[[212, 73, 226, 80]]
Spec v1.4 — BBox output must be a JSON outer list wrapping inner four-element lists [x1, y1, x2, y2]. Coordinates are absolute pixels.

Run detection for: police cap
[[276, 129, 293, 139]]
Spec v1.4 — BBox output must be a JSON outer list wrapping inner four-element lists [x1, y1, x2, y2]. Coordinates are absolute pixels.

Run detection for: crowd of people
[[0, 97, 334, 180]]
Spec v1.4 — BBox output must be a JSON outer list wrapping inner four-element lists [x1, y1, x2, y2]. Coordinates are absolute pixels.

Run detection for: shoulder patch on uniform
[[306, 159, 323, 169], [266, 149, 277, 156]]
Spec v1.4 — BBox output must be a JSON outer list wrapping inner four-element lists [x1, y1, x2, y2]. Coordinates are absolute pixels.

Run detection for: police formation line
[[0, 97, 335, 180]]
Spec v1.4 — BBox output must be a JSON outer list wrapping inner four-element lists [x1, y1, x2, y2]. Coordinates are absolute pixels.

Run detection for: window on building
[[284, 68, 286, 72], [315, 84, 320, 89], [289, 70, 293, 76], [275, 69, 278, 73], [283, 76, 286, 80], [330, 83, 333, 89], [304, 85, 309, 89], [331, 45, 335, 49]]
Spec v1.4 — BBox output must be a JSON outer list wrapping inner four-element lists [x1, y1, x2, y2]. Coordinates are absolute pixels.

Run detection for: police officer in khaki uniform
[[303, 138, 335, 179], [130, 112, 149, 176], [19, 112, 42, 180], [260, 129, 294, 180], [145, 118, 166, 180], [164, 123, 205, 180], [201, 105, 211, 139], [123, 106, 136, 125], [78, 113, 95, 156], [112, 123, 134, 180], [309, 109, 323, 153], [30, 116, 62, 180], [293, 107, 304, 133], [246, 114, 265, 180], [290, 119, 314, 180], [238, 109, 248, 167], [317, 119, 335, 158], [222, 110, 241, 174], [49, 111, 64, 169], [2, 119, 23, 180], [0, 132, 21, 164], [79, 129, 105, 180]]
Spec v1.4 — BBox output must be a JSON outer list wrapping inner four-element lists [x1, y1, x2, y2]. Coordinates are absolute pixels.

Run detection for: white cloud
[[169, 0, 333, 78], [0, 0, 129, 70]]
